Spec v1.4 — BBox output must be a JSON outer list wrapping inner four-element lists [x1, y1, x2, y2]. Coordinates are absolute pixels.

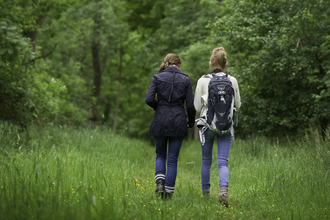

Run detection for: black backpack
[[206, 73, 235, 133]]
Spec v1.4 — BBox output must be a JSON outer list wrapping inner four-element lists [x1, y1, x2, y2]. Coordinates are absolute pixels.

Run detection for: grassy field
[[0, 125, 329, 219]]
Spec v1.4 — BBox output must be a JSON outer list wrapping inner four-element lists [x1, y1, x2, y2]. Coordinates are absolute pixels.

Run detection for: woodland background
[[1, 0, 330, 140]]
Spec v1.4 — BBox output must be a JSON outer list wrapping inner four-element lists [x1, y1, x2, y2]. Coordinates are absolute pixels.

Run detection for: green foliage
[[214, 0, 330, 136], [0, 0, 74, 126], [0, 12, 35, 125], [33, 0, 131, 125], [124, 0, 166, 34]]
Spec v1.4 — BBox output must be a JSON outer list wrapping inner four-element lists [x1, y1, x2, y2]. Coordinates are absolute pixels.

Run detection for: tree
[[90, 0, 103, 123], [0, 0, 66, 127], [34, 0, 129, 126], [213, 0, 330, 137]]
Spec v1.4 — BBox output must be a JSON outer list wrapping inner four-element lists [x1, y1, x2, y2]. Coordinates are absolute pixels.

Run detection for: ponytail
[[209, 47, 227, 70], [158, 61, 170, 72], [158, 53, 182, 72]]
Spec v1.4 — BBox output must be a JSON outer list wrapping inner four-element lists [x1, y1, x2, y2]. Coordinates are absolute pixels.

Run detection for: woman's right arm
[[194, 78, 203, 113], [145, 76, 158, 110]]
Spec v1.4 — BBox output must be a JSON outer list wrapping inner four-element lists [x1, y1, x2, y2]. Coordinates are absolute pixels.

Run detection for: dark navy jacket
[[145, 66, 196, 137]]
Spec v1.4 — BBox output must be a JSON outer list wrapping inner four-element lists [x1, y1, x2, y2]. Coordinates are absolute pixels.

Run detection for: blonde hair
[[158, 53, 182, 72], [209, 47, 227, 70]]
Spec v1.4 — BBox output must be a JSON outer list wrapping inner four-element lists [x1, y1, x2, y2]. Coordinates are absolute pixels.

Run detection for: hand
[[187, 122, 194, 128]]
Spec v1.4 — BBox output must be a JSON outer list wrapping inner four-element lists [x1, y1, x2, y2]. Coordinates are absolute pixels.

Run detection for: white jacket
[[194, 72, 241, 144]]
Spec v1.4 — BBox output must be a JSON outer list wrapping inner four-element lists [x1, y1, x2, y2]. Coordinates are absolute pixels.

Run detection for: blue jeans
[[154, 136, 184, 193], [200, 128, 233, 190]]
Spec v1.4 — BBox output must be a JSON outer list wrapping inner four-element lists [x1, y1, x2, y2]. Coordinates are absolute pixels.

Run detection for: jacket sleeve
[[194, 78, 203, 113], [185, 77, 196, 127], [145, 75, 158, 110], [231, 77, 241, 110]]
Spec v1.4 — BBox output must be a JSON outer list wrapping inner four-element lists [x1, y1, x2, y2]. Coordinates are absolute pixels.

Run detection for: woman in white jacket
[[194, 47, 241, 206]]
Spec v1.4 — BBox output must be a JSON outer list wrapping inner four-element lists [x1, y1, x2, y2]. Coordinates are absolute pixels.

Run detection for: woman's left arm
[[185, 77, 196, 128], [232, 78, 241, 110], [145, 75, 158, 110]]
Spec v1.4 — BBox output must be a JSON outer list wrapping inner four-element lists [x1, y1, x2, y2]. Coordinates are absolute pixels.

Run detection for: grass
[[0, 124, 329, 219]]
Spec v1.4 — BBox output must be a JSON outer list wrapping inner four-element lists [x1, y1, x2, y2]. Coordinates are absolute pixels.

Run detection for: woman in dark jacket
[[145, 53, 195, 198]]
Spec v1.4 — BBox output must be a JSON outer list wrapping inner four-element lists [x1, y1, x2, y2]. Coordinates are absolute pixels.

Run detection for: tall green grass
[[0, 124, 329, 219]]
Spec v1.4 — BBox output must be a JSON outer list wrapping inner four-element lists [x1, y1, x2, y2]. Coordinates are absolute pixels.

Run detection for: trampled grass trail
[[0, 125, 329, 219]]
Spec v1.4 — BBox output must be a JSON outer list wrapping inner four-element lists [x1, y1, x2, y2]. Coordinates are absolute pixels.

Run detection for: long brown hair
[[158, 53, 182, 72], [209, 47, 227, 70]]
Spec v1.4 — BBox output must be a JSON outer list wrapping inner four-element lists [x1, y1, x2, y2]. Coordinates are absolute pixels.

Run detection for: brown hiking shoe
[[219, 193, 228, 207]]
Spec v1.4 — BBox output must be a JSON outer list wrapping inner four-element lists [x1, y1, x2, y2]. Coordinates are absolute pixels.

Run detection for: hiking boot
[[219, 186, 228, 207], [155, 179, 165, 198], [202, 189, 210, 199], [219, 193, 228, 207], [164, 192, 173, 200]]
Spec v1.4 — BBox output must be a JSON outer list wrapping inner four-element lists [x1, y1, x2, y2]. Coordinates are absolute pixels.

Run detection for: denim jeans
[[154, 136, 184, 193], [200, 128, 233, 190]]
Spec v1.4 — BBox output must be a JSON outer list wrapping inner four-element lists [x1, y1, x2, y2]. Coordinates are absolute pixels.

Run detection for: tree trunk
[[102, 45, 111, 126], [24, 30, 38, 53], [90, 12, 102, 124], [104, 99, 111, 126], [23, 17, 45, 52], [113, 45, 123, 133]]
